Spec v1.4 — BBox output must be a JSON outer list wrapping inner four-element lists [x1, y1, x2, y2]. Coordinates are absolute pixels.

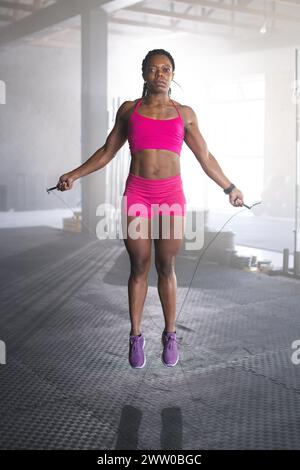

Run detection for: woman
[[56, 48, 244, 370]]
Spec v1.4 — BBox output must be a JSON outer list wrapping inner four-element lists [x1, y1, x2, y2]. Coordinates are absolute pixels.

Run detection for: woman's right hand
[[56, 173, 75, 191]]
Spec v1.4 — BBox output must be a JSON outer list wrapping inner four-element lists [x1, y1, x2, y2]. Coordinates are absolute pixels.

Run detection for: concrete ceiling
[[0, 0, 300, 50]]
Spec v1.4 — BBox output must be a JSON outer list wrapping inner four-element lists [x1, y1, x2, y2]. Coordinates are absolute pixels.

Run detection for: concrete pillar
[[283, 248, 289, 273], [294, 251, 300, 276], [263, 71, 296, 218], [81, 8, 108, 235], [295, 48, 300, 255]]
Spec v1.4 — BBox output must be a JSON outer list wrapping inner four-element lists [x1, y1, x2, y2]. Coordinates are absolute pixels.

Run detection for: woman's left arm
[[183, 105, 244, 207]]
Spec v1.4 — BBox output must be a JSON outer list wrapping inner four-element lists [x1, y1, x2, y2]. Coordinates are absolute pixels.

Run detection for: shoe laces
[[130, 336, 141, 352], [165, 334, 176, 350]]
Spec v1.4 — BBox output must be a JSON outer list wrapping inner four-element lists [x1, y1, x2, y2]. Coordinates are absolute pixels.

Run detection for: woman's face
[[143, 54, 174, 95]]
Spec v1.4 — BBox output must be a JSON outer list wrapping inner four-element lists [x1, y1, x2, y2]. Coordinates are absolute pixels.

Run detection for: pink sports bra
[[127, 98, 185, 156]]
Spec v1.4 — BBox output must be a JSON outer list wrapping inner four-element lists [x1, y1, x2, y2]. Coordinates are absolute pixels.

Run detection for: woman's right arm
[[57, 101, 130, 191]]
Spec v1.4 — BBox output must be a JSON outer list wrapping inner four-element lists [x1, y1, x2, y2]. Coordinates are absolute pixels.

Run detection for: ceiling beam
[[276, 0, 300, 5], [0, 0, 148, 46], [124, 4, 261, 31], [172, 3, 193, 28], [0, 0, 141, 46], [69, 14, 233, 39], [160, 0, 300, 24], [0, 1, 35, 12], [100, 0, 142, 14], [0, 13, 13, 22], [237, 0, 254, 5], [109, 15, 231, 38]]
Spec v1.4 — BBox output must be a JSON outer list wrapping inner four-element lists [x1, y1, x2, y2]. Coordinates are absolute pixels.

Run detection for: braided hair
[[141, 49, 180, 98]]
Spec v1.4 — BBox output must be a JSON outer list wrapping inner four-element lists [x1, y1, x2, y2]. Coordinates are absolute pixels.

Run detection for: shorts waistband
[[127, 172, 182, 186]]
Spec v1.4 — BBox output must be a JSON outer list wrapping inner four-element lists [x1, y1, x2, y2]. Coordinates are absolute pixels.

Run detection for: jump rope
[[46, 182, 262, 439], [46, 183, 261, 341]]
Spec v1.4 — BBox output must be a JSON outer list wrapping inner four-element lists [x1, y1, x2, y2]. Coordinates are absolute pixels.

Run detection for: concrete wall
[[0, 42, 81, 211]]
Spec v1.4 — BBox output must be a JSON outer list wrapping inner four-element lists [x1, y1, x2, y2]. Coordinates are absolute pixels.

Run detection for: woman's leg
[[154, 215, 185, 333], [123, 215, 152, 336]]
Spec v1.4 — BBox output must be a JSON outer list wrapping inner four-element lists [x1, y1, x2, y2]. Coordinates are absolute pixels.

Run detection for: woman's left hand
[[229, 188, 244, 207]]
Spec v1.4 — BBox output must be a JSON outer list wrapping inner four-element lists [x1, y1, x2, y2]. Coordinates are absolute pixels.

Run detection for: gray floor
[[0, 226, 300, 450]]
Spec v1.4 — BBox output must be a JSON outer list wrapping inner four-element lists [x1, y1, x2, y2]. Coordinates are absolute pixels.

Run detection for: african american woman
[[56, 48, 244, 370]]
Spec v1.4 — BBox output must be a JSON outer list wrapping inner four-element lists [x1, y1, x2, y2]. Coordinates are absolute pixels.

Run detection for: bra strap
[[133, 98, 143, 113], [170, 99, 181, 118]]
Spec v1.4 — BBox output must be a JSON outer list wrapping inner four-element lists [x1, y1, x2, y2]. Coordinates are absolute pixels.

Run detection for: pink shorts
[[122, 172, 187, 219]]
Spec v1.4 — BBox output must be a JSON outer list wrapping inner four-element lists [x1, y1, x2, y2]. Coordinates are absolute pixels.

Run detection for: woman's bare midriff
[[129, 149, 181, 179]]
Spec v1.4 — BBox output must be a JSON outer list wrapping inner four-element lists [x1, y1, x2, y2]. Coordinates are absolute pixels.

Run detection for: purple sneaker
[[129, 333, 146, 368], [161, 330, 179, 367]]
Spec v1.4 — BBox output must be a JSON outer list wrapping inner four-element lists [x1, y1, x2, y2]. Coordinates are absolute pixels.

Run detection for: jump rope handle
[[46, 186, 58, 193], [243, 202, 262, 210]]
